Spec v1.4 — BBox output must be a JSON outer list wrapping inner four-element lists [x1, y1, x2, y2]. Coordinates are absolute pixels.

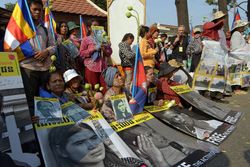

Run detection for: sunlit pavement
[[205, 90, 250, 167]]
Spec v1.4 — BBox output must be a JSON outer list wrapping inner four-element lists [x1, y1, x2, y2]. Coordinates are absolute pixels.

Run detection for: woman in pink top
[[80, 19, 112, 93]]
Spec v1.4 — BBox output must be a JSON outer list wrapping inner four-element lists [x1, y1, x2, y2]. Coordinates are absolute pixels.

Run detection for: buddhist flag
[[129, 45, 147, 114], [44, 1, 56, 33], [4, 0, 36, 61]]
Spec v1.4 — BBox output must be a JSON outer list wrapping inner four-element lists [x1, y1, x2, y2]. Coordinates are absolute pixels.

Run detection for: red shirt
[[157, 78, 181, 105]]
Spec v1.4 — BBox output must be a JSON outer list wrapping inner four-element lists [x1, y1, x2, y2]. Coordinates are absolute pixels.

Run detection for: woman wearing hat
[[139, 25, 159, 67], [231, 20, 249, 51], [68, 21, 81, 48], [157, 60, 184, 107], [63, 69, 95, 110], [202, 21, 224, 41], [212, 11, 227, 48]]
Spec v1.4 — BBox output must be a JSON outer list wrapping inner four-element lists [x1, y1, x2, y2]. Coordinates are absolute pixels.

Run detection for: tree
[[175, 0, 190, 33], [91, 0, 107, 11], [248, 0, 250, 22], [5, 3, 15, 11]]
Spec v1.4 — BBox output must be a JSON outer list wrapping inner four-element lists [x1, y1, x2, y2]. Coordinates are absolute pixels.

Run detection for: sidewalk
[[205, 91, 250, 167]]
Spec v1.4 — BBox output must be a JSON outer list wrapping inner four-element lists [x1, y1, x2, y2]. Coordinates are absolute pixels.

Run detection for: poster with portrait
[[113, 112, 220, 167], [0, 52, 41, 166], [92, 26, 107, 46], [171, 85, 242, 125], [193, 40, 227, 92], [61, 101, 90, 122], [110, 94, 133, 122], [35, 111, 144, 167], [147, 87, 157, 104], [34, 97, 63, 123], [149, 106, 235, 145]]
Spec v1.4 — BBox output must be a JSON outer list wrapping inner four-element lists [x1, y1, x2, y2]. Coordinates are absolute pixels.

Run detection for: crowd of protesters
[[0, 0, 249, 117]]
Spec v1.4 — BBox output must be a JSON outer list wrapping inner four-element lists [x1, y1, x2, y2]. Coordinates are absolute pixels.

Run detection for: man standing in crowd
[[14, 0, 55, 113], [170, 25, 189, 68]]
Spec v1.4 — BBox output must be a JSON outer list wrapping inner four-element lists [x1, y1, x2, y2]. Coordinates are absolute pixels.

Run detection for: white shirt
[[231, 31, 247, 51]]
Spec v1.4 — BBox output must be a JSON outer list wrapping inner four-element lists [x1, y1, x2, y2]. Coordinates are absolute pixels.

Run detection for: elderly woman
[[63, 69, 95, 110], [39, 70, 69, 104], [39, 70, 94, 110], [80, 19, 112, 93], [231, 20, 249, 51], [157, 60, 184, 108], [100, 67, 130, 123]]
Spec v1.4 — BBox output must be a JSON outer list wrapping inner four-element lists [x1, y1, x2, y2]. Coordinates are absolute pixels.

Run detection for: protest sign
[[34, 97, 63, 123], [0, 52, 41, 166], [193, 40, 227, 92], [61, 101, 90, 122], [110, 94, 133, 122], [35, 110, 144, 167], [147, 106, 235, 145], [171, 85, 242, 124], [112, 111, 219, 166]]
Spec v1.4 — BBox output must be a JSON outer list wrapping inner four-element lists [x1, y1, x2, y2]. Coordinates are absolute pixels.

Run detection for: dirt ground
[[205, 92, 250, 167]]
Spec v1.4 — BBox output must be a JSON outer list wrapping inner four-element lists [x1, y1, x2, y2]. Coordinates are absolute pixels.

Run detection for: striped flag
[[129, 45, 147, 114], [44, 1, 56, 33], [80, 15, 87, 38], [4, 0, 36, 61], [232, 8, 241, 30]]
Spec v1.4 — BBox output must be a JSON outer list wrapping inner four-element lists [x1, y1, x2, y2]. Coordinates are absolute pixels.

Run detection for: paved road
[[205, 92, 250, 167]]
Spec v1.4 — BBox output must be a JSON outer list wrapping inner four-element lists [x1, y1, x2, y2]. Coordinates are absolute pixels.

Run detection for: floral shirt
[[80, 36, 112, 72]]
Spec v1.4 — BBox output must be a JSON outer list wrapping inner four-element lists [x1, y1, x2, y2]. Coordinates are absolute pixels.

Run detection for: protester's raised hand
[[34, 49, 49, 62]]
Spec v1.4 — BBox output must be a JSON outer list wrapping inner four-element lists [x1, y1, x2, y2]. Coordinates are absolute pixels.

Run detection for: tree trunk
[[175, 0, 190, 33], [218, 0, 229, 31], [248, 0, 250, 22]]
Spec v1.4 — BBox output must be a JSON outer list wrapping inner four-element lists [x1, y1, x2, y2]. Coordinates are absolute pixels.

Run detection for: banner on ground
[[112, 111, 220, 166], [171, 85, 242, 124], [147, 106, 235, 145], [35, 110, 144, 167], [0, 52, 41, 166]]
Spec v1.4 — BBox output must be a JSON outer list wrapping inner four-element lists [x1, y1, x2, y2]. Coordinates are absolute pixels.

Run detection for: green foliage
[[205, 0, 232, 6], [91, 0, 107, 11], [4, 2, 15, 11]]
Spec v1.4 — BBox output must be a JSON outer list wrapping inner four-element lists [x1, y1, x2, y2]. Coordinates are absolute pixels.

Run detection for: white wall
[[108, 0, 145, 64]]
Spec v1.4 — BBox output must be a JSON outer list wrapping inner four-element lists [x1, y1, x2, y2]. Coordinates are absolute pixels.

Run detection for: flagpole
[[132, 45, 139, 98], [80, 15, 83, 39], [23, 0, 41, 50]]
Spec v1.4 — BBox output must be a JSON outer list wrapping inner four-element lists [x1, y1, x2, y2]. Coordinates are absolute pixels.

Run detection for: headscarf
[[102, 67, 118, 87], [202, 20, 224, 41]]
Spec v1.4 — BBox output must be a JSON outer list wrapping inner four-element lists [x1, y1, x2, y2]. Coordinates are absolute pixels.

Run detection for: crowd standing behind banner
[[0, 0, 249, 166]]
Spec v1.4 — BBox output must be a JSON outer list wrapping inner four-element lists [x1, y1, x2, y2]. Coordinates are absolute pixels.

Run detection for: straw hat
[[203, 20, 224, 30], [158, 59, 183, 77], [67, 21, 80, 31], [232, 20, 248, 31], [63, 69, 80, 83], [193, 27, 202, 34], [212, 11, 226, 21]]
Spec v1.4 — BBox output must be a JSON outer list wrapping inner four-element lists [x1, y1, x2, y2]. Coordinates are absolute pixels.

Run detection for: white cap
[[63, 69, 80, 83]]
